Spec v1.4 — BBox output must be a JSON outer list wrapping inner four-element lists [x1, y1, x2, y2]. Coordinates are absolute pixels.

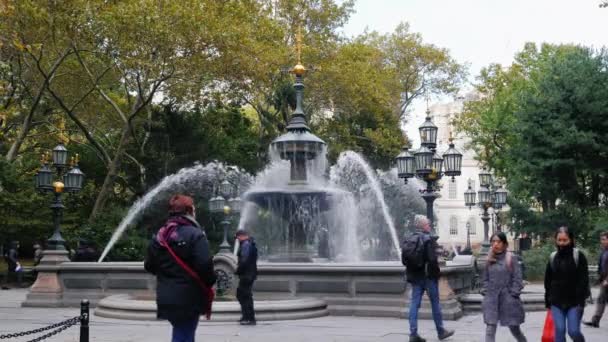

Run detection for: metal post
[[47, 191, 66, 250], [218, 217, 231, 253], [480, 207, 491, 255], [80, 299, 89, 342], [421, 180, 437, 234], [466, 222, 471, 251]]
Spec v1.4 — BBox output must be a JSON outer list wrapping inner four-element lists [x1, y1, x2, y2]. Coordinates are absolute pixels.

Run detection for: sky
[[340, 0, 608, 142]]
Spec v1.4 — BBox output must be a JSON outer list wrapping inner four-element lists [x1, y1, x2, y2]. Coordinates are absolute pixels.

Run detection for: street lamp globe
[[35, 164, 54, 191], [395, 146, 415, 182], [493, 186, 508, 208], [414, 145, 434, 177], [228, 196, 242, 214], [419, 113, 438, 149], [442, 141, 463, 180], [219, 180, 234, 199], [432, 152, 444, 175], [52, 143, 69, 167], [479, 168, 492, 187], [209, 196, 226, 213], [464, 184, 476, 208], [478, 185, 492, 206], [64, 165, 85, 192]]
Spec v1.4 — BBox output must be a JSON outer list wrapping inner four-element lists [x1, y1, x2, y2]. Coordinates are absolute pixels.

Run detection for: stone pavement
[[1, 288, 607, 342]]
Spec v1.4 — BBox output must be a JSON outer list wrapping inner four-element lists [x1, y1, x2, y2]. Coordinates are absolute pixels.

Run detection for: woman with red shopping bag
[[544, 226, 590, 342]]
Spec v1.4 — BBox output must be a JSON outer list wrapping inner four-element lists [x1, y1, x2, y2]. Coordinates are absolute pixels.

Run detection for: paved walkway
[[1, 288, 606, 342]]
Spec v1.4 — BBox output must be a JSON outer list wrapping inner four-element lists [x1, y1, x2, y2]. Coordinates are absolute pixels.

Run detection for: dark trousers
[[237, 278, 255, 321], [169, 317, 199, 342]]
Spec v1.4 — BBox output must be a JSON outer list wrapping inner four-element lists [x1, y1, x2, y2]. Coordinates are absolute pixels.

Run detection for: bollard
[[80, 299, 89, 342]]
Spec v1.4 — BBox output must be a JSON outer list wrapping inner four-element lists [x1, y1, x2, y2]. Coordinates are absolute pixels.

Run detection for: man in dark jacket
[[235, 229, 258, 325], [406, 215, 454, 342], [584, 231, 608, 328], [144, 195, 216, 342], [3, 241, 22, 287]]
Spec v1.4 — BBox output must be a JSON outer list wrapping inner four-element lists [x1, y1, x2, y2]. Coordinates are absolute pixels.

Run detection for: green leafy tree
[[456, 43, 608, 238]]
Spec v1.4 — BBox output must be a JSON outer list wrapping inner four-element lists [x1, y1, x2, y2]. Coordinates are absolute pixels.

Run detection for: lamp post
[[35, 144, 85, 251], [209, 179, 241, 253], [463, 169, 507, 255], [465, 221, 471, 251], [395, 111, 463, 233]]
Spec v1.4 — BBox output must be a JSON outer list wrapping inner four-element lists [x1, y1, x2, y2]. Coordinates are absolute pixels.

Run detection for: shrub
[[522, 242, 554, 281]]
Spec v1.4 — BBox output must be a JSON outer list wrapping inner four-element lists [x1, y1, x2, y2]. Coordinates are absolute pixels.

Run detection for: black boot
[[409, 335, 426, 342], [438, 329, 455, 340], [583, 316, 600, 328]]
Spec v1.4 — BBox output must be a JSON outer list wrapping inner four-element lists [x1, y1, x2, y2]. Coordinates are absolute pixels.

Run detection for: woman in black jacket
[[544, 226, 590, 342], [145, 195, 216, 342]]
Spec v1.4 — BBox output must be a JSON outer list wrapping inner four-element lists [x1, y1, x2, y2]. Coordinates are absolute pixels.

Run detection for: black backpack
[[401, 233, 425, 269]]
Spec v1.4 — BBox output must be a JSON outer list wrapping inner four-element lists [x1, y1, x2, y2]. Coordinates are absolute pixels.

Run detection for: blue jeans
[[550, 306, 585, 342], [409, 278, 445, 336], [169, 317, 199, 342]]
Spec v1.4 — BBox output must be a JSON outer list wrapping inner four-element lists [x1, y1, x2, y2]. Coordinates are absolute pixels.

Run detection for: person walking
[[404, 215, 454, 342], [544, 226, 590, 342], [144, 195, 216, 342], [4, 241, 22, 287], [481, 232, 527, 342], [235, 229, 258, 325], [583, 231, 608, 328]]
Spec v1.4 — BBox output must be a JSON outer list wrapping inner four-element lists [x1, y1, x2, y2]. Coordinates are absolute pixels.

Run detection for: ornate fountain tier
[[244, 187, 350, 262]]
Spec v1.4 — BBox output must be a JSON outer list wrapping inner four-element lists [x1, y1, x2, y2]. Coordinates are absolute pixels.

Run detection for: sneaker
[[438, 329, 454, 340], [240, 320, 256, 326], [409, 335, 426, 342]]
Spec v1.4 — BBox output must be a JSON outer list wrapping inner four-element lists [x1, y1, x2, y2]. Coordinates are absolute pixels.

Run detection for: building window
[[468, 217, 477, 235], [448, 180, 457, 199], [450, 216, 458, 235]]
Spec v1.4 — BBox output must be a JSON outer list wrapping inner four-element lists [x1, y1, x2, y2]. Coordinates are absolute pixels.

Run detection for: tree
[[380, 23, 467, 119], [455, 43, 608, 236]]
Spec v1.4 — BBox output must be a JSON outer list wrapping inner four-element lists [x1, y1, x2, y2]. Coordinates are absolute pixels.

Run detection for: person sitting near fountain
[[481, 232, 527, 342], [404, 215, 454, 342], [235, 229, 258, 326], [144, 194, 216, 342]]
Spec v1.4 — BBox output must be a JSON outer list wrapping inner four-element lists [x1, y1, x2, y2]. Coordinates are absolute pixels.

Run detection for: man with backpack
[[402, 215, 454, 342]]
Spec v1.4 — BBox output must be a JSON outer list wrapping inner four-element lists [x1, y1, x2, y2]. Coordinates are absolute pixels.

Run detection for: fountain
[[24, 34, 477, 321]]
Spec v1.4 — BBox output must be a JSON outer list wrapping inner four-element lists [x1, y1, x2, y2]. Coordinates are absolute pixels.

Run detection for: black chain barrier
[[0, 299, 89, 342]]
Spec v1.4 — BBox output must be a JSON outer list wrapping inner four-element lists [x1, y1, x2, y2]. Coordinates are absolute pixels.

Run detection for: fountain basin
[[22, 260, 477, 320], [95, 294, 328, 321]]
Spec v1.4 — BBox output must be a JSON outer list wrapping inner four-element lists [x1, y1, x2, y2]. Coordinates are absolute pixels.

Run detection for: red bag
[[541, 309, 555, 342]]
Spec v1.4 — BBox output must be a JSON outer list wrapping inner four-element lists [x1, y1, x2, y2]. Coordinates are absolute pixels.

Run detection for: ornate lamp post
[[26, 143, 85, 307], [35, 144, 85, 251], [464, 169, 508, 255], [209, 179, 241, 253], [395, 111, 463, 232], [465, 221, 472, 251]]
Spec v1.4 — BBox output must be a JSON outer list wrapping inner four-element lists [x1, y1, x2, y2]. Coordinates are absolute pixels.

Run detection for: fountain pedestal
[[22, 250, 70, 307]]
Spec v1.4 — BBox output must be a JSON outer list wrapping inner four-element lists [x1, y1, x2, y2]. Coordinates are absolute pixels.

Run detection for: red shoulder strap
[[159, 238, 215, 320]]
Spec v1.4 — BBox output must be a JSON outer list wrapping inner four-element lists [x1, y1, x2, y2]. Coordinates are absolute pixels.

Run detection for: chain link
[[0, 316, 80, 340]]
